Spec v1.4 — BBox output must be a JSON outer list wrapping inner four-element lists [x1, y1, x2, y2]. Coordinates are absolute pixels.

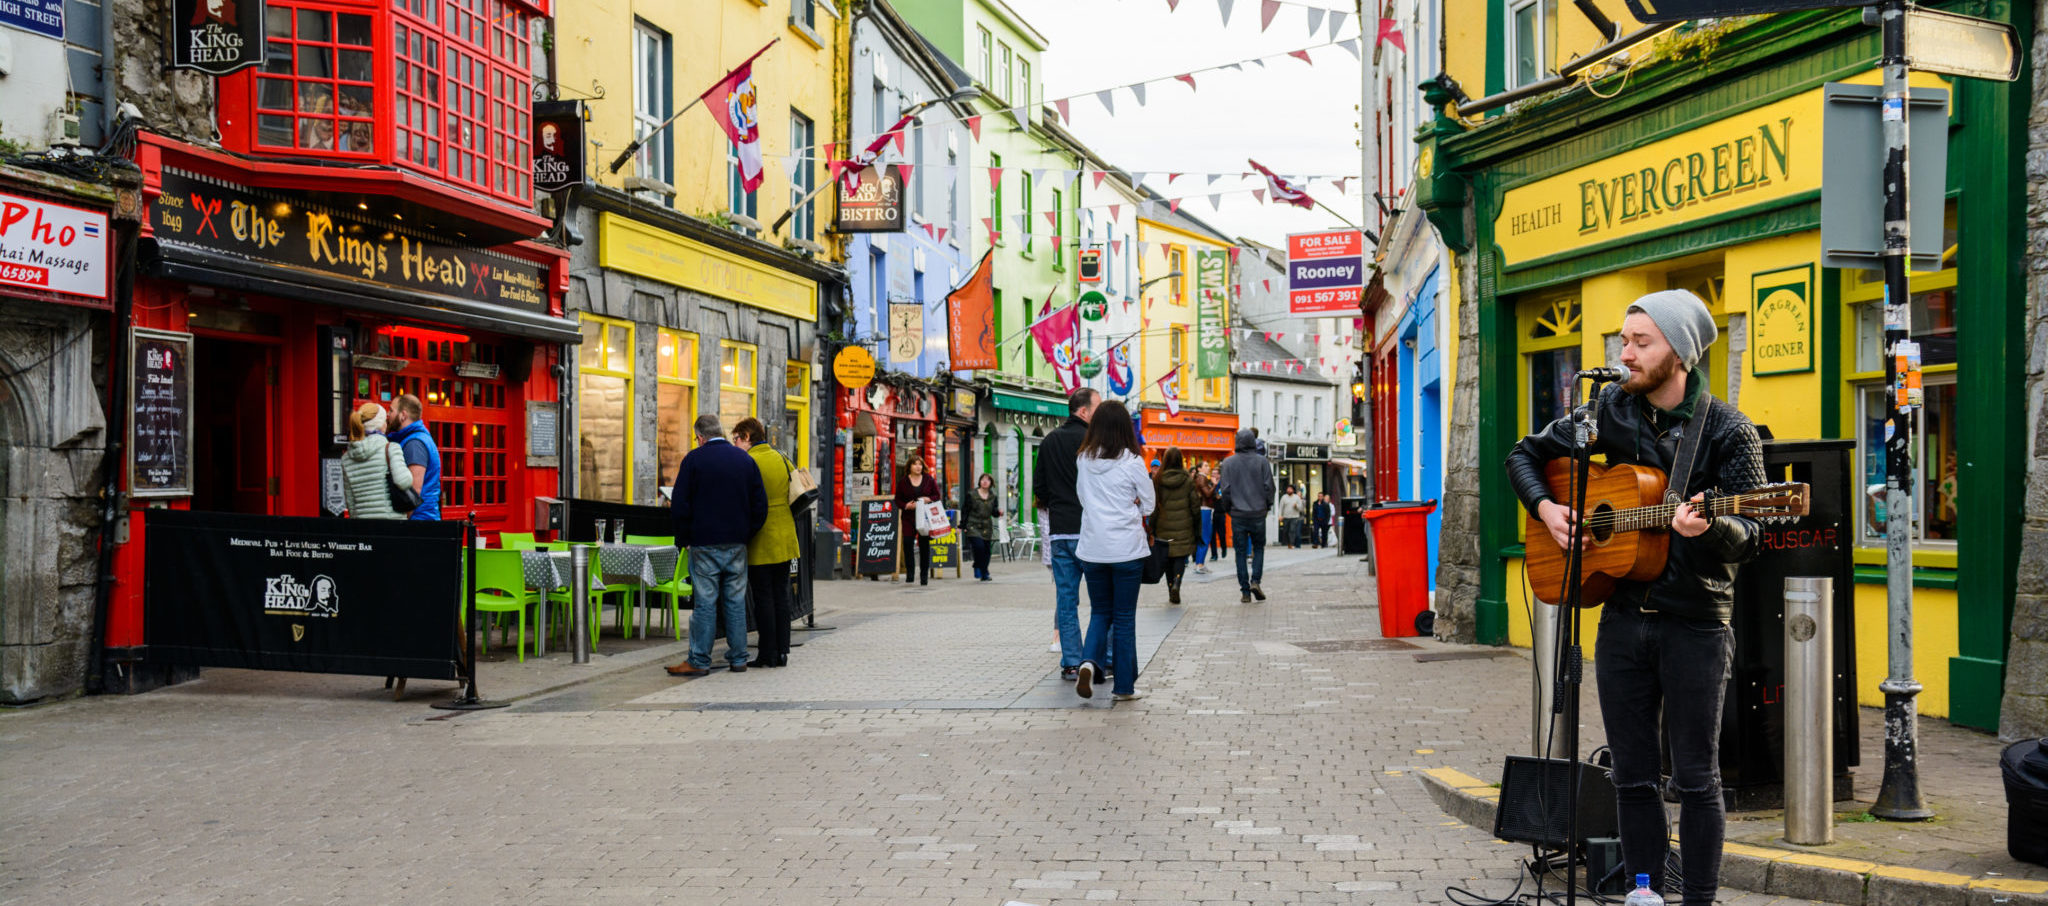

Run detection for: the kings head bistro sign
[[171, 0, 266, 75]]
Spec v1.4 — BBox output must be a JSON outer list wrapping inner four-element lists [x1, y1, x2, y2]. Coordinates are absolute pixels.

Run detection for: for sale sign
[[0, 190, 110, 306], [1287, 229, 1364, 315]]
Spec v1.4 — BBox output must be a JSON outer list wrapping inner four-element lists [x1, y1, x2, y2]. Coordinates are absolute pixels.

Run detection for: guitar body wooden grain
[[1524, 461, 1671, 607]]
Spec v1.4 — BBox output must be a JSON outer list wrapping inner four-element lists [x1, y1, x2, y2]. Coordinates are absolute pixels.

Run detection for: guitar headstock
[[1731, 483, 1811, 524]]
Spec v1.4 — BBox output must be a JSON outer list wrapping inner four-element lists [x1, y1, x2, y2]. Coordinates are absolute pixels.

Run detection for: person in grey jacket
[[341, 402, 413, 520], [1215, 428, 1275, 603]]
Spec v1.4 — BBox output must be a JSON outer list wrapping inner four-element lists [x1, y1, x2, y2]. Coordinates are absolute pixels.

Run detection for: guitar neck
[[1599, 495, 1744, 534]]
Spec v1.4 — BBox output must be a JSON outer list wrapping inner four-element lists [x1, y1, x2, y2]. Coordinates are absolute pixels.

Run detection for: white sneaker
[[1112, 690, 1146, 701]]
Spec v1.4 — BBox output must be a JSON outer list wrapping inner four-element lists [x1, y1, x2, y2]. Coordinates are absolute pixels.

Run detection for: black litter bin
[[1340, 496, 1369, 554], [2003, 737, 2048, 867]]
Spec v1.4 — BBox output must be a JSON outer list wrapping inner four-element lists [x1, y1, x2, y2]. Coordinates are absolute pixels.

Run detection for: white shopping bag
[[915, 499, 952, 537]]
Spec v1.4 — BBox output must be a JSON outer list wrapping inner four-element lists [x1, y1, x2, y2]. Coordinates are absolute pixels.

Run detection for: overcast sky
[[1006, 0, 1369, 248]]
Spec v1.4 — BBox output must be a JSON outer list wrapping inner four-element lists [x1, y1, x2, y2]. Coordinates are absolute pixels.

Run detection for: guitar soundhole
[[1588, 502, 1616, 544]]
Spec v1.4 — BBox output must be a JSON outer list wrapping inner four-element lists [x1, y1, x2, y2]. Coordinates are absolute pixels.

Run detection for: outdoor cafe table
[[518, 543, 680, 650]]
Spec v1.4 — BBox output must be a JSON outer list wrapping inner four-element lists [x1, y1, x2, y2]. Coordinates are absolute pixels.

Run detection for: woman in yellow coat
[[733, 418, 800, 668]]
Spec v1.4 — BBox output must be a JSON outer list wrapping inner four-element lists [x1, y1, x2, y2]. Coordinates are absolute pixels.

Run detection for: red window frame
[[357, 326, 519, 520], [221, 0, 541, 209]]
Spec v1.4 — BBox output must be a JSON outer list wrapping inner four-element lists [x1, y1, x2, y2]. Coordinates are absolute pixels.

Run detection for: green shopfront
[[1417, 7, 2029, 729], [985, 389, 1070, 532]]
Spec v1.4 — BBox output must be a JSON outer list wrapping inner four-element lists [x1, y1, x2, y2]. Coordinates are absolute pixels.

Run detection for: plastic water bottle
[[1622, 873, 1664, 905]]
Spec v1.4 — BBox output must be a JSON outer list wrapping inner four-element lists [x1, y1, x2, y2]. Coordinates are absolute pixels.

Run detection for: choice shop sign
[[150, 168, 546, 314]]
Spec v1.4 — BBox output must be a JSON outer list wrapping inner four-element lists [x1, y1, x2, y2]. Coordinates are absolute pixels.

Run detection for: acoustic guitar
[[1524, 460, 1810, 607]]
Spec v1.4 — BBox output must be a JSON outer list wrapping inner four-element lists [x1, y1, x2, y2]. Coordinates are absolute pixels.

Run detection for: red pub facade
[[102, 0, 576, 691]]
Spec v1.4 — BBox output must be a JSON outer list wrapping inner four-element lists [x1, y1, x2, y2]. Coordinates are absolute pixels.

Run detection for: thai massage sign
[[170, 0, 266, 75], [151, 169, 547, 314], [1494, 87, 1823, 267], [1195, 250, 1229, 378], [1751, 264, 1814, 375]]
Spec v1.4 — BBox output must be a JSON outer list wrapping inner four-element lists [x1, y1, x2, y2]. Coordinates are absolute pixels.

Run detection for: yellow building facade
[[1136, 217, 1233, 412]]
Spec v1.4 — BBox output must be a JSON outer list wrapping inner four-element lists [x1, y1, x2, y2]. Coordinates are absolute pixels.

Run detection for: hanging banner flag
[[946, 251, 999, 370], [1107, 341, 1136, 396], [1287, 229, 1365, 315], [533, 100, 586, 193], [1249, 158, 1315, 209], [1030, 304, 1083, 393], [1158, 366, 1184, 417], [1195, 250, 1229, 378], [701, 42, 777, 194]]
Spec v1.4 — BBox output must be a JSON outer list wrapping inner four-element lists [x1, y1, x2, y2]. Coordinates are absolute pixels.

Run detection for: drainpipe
[[85, 177, 140, 695]]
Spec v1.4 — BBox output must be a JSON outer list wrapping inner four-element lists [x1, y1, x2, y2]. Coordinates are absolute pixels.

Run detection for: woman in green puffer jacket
[[961, 473, 1003, 581], [1151, 447, 1203, 605]]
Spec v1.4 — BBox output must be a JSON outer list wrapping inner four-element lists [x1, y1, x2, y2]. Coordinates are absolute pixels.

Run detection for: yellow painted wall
[[555, 0, 846, 261], [1136, 218, 1231, 409]]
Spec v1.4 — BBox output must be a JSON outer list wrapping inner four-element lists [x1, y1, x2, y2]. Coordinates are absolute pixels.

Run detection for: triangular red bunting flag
[[1170, 198, 1182, 212], [936, 227, 948, 244], [988, 167, 1003, 192], [1289, 49, 1313, 65], [892, 128, 907, 154], [1335, 177, 1351, 195], [1166, 0, 1179, 8], [1044, 211, 1058, 228], [1377, 17, 1407, 53], [923, 222, 937, 239], [1229, 247, 1241, 264], [1253, 188, 1267, 204], [1111, 238, 1123, 254], [1260, 0, 1280, 30], [896, 163, 914, 184], [1176, 73, 1197, 90], [1168, 172, 1183, 185], [983, 217, 998, 244], [1054, 98, 1071, 123], [1093, 170, 1108, 189], [1263, 280, 1271, 291], [1110, 203, 1121, 220], [966, 116, 983, 141]]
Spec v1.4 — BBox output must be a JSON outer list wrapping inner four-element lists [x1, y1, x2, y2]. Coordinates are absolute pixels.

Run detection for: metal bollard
[[1784, 576, 1834, 845], [570, 544, 592, 665]]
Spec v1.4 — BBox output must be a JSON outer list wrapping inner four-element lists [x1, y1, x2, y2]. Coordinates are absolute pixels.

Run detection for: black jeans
[[1165, 554, 1188, 587], [968, 536, 992, 578], [1594, 605, 1735, 906], [748, 561, 793, 665], [898, 514, 931, 583]]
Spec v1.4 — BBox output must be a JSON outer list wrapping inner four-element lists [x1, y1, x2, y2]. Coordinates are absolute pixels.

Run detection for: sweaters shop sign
[[143, 510, 464, 679], [150, 169, 547, 314], [170, 0, 266, 75]]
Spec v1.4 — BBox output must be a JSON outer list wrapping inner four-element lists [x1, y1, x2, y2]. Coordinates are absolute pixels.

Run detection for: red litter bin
[[1361, 500, 1438, 638]]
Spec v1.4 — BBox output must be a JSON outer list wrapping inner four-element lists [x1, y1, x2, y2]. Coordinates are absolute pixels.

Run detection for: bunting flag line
[[1261, 0, 1281, 31], [966, 115, 983, 141], [1054, 98, 1071, 123], [1093, 170, 1109, 189], [1289, 48, 1314, 64], [1328, 10, 1349, 39], [1340, 36, 1361, 59], [1097, 89, 1116, 115], [1131, 82, 1148, 106], [1307, 7, 1325, 33], [1217, 0, 1235, 24], [1176, 73, 1197, 90]]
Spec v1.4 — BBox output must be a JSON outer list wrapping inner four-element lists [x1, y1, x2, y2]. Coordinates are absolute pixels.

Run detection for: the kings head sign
[[533, 101, 586, 194], [171, 0, 265, 75]]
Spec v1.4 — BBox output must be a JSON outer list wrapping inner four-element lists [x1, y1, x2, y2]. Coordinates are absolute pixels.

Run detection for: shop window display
[[720, 342, 758, 423], [1856, 379, 1958, 545], [577, 316, 634, 504], [656, 329, 699, 489]]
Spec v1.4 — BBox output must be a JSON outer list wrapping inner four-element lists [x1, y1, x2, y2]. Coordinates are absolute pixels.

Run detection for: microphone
[[1577, 367, 1630, 383]]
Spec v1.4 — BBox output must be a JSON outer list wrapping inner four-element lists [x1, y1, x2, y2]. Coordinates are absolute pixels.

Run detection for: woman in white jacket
[[1073, 399, 1155, 702], [340, 403, 414, 519]]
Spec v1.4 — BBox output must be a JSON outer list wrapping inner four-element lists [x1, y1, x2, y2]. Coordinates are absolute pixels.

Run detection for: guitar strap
[[1663, 396, 1714, 506]]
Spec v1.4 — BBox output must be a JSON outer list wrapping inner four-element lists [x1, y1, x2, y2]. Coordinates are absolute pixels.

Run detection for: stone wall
[[110, 0, 217, 142], [2001, 0, 2048, 740], [0, 301, 109, 704], [1434, 205, 1484, 644]]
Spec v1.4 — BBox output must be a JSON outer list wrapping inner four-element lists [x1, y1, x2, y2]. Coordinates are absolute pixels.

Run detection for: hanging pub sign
[[151, 168, 548, 315], [533, 100, 585, 193], [170, 0, 266, 75], [1079, 290, 1108, 322], [836, 165, 906, 233], [130, 328, 194, 498], [1078, 248, 1104, 284]]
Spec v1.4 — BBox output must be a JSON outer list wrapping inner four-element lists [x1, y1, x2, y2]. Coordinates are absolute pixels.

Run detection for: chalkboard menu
[[855, 498, 898, 576], [130, 329, 193, 497]]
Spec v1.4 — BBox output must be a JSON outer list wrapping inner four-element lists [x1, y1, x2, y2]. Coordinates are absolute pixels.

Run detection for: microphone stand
[[1557, 376, 1605, 905]]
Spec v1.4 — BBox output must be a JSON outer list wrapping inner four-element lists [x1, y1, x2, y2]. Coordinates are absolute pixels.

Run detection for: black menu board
[[855, 498, 899, 576], [130, 329, 194, 497]]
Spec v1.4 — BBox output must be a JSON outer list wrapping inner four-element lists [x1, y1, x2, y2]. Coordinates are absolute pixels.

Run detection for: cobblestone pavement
[[3, 551, 1827, 905]]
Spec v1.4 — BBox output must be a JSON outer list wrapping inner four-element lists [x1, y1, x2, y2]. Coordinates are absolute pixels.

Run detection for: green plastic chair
[[624, 534, 675, 547], [499, 532, 536, 549], [645, 547, 694, 640], [471, 549, 540, 661]]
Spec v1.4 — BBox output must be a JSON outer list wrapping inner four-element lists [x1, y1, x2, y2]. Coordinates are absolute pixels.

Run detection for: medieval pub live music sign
[[170, 0, 266, 75]]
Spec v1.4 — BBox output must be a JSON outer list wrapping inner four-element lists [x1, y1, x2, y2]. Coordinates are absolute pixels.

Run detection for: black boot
[[1168, 576, 1182, 605]]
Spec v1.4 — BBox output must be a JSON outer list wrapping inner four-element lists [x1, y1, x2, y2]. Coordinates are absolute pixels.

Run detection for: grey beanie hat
[[1627, 289, 1717, 370]]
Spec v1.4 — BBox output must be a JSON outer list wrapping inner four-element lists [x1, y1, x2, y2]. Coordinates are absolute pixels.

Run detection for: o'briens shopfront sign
[[597, 212, 817, 320], [1493, 87, 1823, 267]]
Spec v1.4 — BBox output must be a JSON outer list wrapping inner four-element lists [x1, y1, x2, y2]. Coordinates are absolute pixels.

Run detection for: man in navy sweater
[[666, 414, 768, 677]]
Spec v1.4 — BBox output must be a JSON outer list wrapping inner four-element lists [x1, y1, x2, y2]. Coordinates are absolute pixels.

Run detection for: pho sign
[[836, 165, 906, 233]]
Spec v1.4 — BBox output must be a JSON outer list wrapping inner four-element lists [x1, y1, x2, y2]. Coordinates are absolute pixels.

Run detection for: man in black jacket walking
[[1505, 290, 1765, 906], [1032, 387, 1096, 680]]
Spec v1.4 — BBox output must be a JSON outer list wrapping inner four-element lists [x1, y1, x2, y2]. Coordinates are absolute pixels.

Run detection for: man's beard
[[1622, 356, 1678, 396]]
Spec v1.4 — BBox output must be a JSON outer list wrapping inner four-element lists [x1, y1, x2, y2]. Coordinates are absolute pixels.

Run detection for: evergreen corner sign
[[171, 0, 266, 75]]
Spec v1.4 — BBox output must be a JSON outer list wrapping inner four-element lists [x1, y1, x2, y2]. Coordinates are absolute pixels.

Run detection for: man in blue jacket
[[387, 393, 440, 521], [666, 414, 768, 677]]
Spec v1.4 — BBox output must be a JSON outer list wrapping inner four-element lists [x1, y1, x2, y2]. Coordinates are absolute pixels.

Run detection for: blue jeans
[[1194, 508, 1212, 565], [1049, 538, 1084, 668], [1231, 514, 1266, 593], [687, 544, 750, 668], [1080, 558, 1142, 695], [1596, 605, 1735, 906]]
